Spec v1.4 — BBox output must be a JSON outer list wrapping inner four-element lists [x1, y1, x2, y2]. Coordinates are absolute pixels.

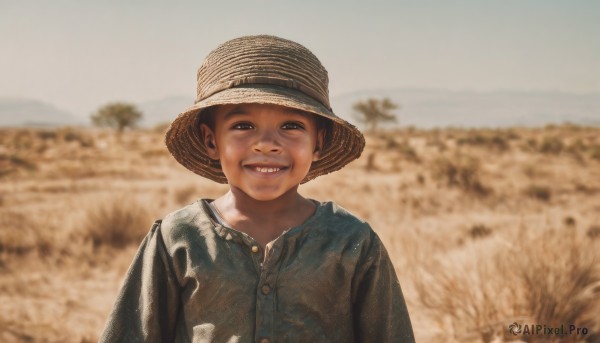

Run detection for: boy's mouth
[[244, 163, 289, 174], [254, 166, 281, 173]]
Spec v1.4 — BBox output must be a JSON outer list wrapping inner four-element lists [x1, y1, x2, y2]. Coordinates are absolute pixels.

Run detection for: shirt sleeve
[[99, 220, 181, 343], [352, 230, 415, 343]]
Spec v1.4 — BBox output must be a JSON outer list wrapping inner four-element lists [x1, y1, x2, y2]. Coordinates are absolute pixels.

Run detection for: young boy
[[100, 35, 414, 343]]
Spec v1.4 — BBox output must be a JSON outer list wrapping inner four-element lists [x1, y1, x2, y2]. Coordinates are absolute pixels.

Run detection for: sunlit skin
[[200, 103, 325, 249]]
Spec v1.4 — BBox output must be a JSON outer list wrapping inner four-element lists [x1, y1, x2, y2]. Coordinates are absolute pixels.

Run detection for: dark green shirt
[[99, 199, 415, 343]]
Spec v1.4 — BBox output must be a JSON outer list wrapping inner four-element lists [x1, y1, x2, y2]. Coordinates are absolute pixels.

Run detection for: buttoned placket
[[209, 199, 302, 343], [242, 234, 286, 343]]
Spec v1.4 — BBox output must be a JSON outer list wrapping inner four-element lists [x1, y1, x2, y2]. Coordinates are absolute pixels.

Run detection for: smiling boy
[[100, 35, 414, 343], [200, 103, 325, 249]]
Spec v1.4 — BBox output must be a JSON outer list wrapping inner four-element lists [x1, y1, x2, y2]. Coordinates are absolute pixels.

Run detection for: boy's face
[[200, 103, 324, 201]]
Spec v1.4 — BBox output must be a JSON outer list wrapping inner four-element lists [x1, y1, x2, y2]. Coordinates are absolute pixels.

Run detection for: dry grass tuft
[[0, 153, 38, 177], [415, 225, 600, 342], [414, 248, 512, 342], [80, 194, 151, 249], [513, 229, 600, 342], [587, 225, 600, 240], [0, 210, 55, 262]]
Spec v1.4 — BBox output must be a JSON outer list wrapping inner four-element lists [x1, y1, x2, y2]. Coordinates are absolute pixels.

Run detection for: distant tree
[[353, 97, 399, 132], [91, 102, 143, 132]]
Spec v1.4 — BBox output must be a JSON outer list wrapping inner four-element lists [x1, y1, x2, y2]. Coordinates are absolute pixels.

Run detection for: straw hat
[[165, 35, 365, 183]]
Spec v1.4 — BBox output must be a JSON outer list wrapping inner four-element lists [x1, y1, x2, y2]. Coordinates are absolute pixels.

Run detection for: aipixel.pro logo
[[508, 322, 588, 337]]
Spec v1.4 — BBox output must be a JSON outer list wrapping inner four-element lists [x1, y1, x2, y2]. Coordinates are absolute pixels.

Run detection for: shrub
[[385, 136, 399, 149], [574, 183, 598, 195], [539, 136, 564, 154], [524, 184, 552, 202], [8, 155, 37, 171], [352, 97, 398, 132], [456, 131, 510, 152], [416, 173, 425, 185], [431, 156, 490, 196], [590, 144, 600, 161], [36, 130, 58, 141], [566, 139, 587, 154], [11, 130, 34, 150], [365, 153, 377, 171], [397, 141, 420, 163], [426, 137, 448, 152], [468, 224, 493, 239], [563, 216, 576, 227], [91, 102, 143, 132], [519, 138, 539, 153], [521, 164, 548, 179], [58, 127, 95, 148], [587, 225, 600, 239]]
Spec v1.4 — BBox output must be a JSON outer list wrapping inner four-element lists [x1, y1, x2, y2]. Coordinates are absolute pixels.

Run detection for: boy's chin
[[232, 185, 300, 202]]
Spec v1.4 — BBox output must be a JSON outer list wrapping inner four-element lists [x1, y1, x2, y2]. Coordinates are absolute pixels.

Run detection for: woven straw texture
[[165, 35, 365, 183]]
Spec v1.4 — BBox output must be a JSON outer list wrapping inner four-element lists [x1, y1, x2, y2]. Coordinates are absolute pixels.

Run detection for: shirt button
[[251, 245, 259, 253], [261, 285, 271, 295], [259, 339, 270, 343]]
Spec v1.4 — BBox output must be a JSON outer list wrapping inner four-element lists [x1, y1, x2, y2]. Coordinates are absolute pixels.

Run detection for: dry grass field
[[1, 124, 599, 342]]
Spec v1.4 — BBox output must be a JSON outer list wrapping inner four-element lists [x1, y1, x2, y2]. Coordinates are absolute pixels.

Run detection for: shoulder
[[318, 201, 367, 224], [157, 200, 216, 248], [314, 201, 378, 243]]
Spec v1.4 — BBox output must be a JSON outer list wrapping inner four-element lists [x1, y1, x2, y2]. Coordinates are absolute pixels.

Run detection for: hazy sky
[[2, 0, 599, 116]]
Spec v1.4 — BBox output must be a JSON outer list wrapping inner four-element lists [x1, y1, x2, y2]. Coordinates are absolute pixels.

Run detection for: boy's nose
[[252, 130, 281, 153]]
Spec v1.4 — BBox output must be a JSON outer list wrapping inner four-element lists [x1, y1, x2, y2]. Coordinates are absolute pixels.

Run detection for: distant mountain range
[[1, 89, 599, 128], [0, 98, 85, 127], [332, 89, 600, 128]]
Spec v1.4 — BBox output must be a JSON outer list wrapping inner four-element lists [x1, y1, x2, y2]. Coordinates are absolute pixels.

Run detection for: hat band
[[197, 76, 332, 111]]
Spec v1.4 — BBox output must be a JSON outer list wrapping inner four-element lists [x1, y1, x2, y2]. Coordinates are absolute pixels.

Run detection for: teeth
[[255, 167, 281, 173]]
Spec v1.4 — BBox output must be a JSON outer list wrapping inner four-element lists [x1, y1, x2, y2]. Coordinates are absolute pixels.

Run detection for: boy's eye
[[232, 122, 253, 130], [281, 122, 305, 130]]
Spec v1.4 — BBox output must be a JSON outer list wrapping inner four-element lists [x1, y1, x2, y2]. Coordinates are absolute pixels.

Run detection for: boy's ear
[[313, 129, 326, 161], [200, 123, 219, 159]]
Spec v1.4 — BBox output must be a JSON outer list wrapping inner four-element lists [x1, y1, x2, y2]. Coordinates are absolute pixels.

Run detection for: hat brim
[[165, 84, 365, 184]]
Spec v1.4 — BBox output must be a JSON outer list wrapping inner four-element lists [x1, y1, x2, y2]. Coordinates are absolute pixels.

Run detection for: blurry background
[[1, 1, 599, 342], [2, 0, 600, 127]]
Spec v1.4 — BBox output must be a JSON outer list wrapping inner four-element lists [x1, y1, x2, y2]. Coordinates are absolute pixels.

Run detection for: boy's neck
[[212, 186, 316, 247], [218, 186, 308, 218]]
